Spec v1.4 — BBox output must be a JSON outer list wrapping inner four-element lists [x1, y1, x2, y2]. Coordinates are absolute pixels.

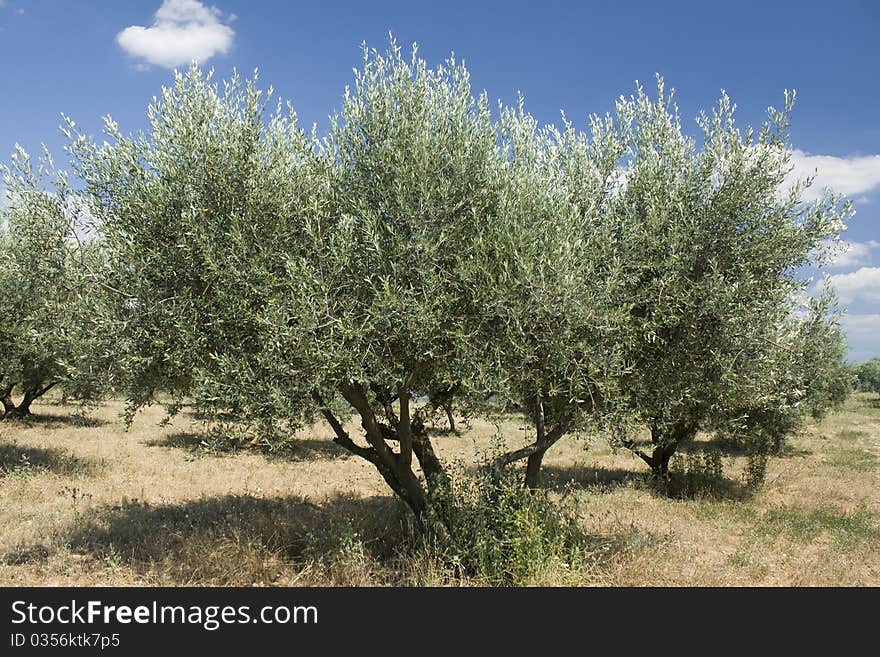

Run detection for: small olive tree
[[597, 80, 850, 478], [709, 292, 852, 482]]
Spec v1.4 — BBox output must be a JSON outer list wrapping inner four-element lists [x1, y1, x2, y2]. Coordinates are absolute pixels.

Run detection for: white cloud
[[840, 313, 880, 361], [827, 240, 880, 269], [787, 149, 880, 203], [116, 0, 235, 69], [823, 266, 880, 304]]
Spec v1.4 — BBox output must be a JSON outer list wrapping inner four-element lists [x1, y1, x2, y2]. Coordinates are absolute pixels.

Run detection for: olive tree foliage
[[305, 41, 508, 522], [0, 148, 108, 417], [67, 44, 526, 527], [600, 80, 852, 478], [66, 69, 327, 432], [712, 292, 852, 468], [480, 103, 635, 488], [856, 358, 880, 395], [788, 295, 853, 417]]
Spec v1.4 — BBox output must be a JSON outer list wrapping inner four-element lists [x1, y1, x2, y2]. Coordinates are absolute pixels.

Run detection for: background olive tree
[[0, 148, 108, 417], [480, 102, 635, 488], [498, 79, 853, 485], [856, 358, 880, 396], [596, 81, 852, 480]]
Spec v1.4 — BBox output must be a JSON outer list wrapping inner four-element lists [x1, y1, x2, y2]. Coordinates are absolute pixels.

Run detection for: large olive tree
[[67, 45, 521, 528]]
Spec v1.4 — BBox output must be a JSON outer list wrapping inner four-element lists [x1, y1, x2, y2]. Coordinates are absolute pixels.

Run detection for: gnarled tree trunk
[[494, 396, 574, 490], [2, 381, 59, 418], [1, 382, 17, 417], [623, 418, 699, 479], [312, 381, 449, 534]]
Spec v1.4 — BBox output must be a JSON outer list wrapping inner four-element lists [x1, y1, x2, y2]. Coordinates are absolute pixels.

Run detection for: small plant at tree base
[[744, 448, 770, 491], [425, 463, 590, 585]]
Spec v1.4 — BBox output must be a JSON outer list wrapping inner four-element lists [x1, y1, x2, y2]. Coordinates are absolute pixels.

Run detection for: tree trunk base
[[2, 407, 32, 419], [525, 450, 546, 490]]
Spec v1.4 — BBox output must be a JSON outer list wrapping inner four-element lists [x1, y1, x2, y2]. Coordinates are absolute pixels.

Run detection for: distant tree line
[[856, 359, 880, 395]]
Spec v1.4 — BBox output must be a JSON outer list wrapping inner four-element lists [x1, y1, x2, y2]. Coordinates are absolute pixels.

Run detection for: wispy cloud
[[787, 150, 880, 203], [0, 2, 25, 14], [827, 240, 880, 269], [116, 0, 235, 69], [822, 266, 880, 304]]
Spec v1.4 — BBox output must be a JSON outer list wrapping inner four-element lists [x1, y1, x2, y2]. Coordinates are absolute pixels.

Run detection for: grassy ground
[[1, 394, 878, 586]]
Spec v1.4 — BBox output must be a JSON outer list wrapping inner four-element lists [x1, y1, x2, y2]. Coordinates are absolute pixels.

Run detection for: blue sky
[[1, 0, 878, 360]]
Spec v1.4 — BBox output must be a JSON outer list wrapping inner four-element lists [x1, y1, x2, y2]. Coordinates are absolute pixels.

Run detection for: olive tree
[[67, 68, 329, 431], [68, 44, 514, 528], [601, 80, 850, 478], [0, 148, 107, 417], [856, 358, 880, 395], [709, 292, 851, 476], [481, 102, 634, 488]]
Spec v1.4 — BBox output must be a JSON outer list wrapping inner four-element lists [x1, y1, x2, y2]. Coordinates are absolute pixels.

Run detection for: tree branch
[[310, 390, 380, 464], [33, 380, 60, 399], [493, 413, 573, 470], [397, 384, 413, 470], [620, 437, 655, 468]]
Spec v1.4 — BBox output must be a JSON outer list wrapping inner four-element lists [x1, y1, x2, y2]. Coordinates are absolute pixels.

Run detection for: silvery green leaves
[[42, 44, 851, 515], [0, 149, 108, 415], [66, 66, 325, 427], [605, 77, 852, 478]]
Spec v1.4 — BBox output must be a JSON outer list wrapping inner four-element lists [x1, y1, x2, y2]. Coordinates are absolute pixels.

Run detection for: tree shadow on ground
[[678, 439, 811, 459], [543, 463, 646, 492], [0, 443, 104, 477], [2, 493, 412, 585], [1, 412, 108, 429], [542, 462, 752, 501], [143, 432, 350, 461]]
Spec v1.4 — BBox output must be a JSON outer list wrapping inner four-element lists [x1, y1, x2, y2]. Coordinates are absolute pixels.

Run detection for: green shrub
[[427, 464, 588, 585], [744, 448, 770, 491]]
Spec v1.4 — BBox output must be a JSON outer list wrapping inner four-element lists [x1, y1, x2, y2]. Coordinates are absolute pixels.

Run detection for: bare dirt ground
[[1, 394, 878, 586]]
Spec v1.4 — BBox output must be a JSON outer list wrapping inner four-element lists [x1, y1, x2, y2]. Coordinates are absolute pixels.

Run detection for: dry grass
[[1, 394, 878, 586]]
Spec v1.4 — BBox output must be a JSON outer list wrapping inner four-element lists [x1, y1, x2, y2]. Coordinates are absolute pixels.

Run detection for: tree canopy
[[0, 40, 851, 525], [0, 148, 108, 417]]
